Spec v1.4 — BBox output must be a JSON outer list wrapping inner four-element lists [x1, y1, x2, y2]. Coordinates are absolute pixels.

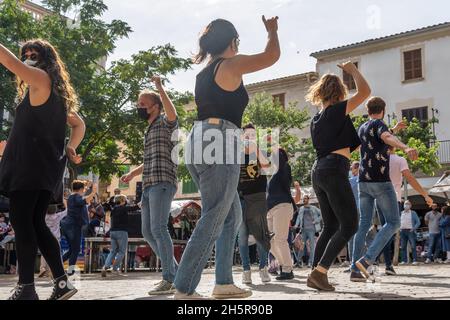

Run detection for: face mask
[[24, 59, 38, 67], [137, 108, 150, 120], [404, 204, 411, 211]]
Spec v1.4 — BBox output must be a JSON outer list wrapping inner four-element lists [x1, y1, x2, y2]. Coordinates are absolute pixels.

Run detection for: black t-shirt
[[110, 204, 140, 232], [311, 100, 361, 158], [66, 194, 87, 227], [238, 153, 267, 196], [358, 119, 390, 182]]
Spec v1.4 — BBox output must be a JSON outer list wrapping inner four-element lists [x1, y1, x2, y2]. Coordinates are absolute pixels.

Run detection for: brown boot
[[307, 269, 335, 291]]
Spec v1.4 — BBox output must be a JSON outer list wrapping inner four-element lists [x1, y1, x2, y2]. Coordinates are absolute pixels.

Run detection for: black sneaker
[[385, 266, 397, 276], [276, 271, 294, 281], [47, 275, 78, 300], [8, 283, 39, 300], [350, 271, 367, 283], [355, 258, 372, 279]]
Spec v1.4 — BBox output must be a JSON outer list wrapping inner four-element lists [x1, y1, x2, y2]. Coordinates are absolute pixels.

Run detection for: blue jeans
[[352, 182, 400, 269], [302, 229, 316, 265], [379, 202, 403, 267], [427, 233, 442, 260], [104, 231, 128, 271], [61, 221, 82, 266], [174, 119, 242, 295], [238, 217, 268, 271], [141, 182, 178, 282], [400, 230, 417, 263]]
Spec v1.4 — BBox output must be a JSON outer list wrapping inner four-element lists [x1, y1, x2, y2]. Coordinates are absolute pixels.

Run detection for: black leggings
[[311, 154, 359, 269], [9, 190, 65, 284]]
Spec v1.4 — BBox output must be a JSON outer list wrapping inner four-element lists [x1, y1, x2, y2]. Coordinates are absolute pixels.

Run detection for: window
[[182, 179, 198, 194], [343, 62, 358, 91], [272, 93, 286, 108], [403, 49, 423, 81], [402, 107, 428, 123]]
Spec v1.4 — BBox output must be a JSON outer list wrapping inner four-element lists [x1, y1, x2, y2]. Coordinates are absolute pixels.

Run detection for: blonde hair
[[114, 195, 127, 204], [138, 89, 162, 109], [18, 39, 79, 114], [306, 74, 348, 106]]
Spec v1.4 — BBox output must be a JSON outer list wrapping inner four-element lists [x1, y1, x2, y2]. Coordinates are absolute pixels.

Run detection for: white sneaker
[[259, 267, 271, 283], [242, 270, 252, 285], [399, 262, 407, 265], [174, 290, 211, 300], [212, 284, 253, 300], [412, 261, 419, 266], [436, 259, 443, 264], [425, 259, 431, 264], [444, 259, 450, 264]]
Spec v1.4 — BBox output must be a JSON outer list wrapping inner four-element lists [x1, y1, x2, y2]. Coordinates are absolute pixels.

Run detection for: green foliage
[[0, 0, 192, 181]]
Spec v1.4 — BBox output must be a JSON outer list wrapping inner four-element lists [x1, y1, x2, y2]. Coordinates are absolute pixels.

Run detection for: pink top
[[389, 154, 409, 202]]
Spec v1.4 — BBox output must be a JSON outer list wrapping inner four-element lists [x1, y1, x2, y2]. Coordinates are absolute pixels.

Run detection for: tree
[[243, 92, 312, 184], [0, 0, 192, 181]]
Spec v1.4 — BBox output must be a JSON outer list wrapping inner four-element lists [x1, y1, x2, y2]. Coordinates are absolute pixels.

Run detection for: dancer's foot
[[307, 269, 335, 291], [8, 283, 39, 300], [355, 258, 372, 279], [212, 284, 252, 299], [148, 280, 175, 296], [174, 290, 212, 300], [350, 271, 367, 283], [242, 270, 252, 284], [47, 275, 78, 300], [38, 269, 49, 278], [276, 271, 294, 281], [385, 266, 397, 276], [259, 267, 271, 283]]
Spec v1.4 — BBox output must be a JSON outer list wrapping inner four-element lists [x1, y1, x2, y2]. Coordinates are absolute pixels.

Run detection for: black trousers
[[311, 154, 359, 269], [9, 190, 65, 284]]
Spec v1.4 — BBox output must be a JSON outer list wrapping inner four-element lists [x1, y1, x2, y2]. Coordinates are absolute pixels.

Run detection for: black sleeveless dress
[[0, 90, 68, 204]]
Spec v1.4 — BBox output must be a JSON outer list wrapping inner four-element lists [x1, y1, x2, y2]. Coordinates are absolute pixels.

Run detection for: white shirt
[[389, 154, 409, 202], [400, 210, 413, 230]]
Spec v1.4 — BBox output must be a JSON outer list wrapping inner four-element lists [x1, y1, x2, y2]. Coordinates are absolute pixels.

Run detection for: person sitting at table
[[101, 195, 139, 277]]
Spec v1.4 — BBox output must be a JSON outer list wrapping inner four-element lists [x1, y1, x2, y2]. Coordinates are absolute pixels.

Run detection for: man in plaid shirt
[[121, 76, 179, 295]]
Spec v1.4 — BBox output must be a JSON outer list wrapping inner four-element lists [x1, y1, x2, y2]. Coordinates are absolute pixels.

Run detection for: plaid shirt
[[143, 115, 178, 188]]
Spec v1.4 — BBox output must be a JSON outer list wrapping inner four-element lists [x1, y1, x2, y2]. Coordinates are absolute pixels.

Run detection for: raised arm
[[67, 112, 85, 164], [337, 62, 371, 115], [0, 43, 50, 92], [380, 132, 418, 161], [223, 16, 280, 77], [121, 164, 144, 184], [151, 76, 177, 122], [403, 169, 433, 207]]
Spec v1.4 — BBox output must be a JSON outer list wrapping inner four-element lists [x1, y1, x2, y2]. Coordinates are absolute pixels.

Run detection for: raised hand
[[151, 75, 163, 89], [120, 173, 133, 184], [405, 147, 419, 161], [424, 196, 434, 208], [337, 61, 358, 74], [262, 15, 279, 33], [392, 121, 407, 134], [66, 145, 82, 164]]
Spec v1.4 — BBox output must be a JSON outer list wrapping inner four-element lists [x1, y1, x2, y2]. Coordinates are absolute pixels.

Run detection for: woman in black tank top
[[0, 40, 85, 300], [174, 16, 281, 299]]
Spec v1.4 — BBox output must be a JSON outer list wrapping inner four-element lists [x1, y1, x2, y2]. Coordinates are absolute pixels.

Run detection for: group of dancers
[[0, 14, 437, 300]]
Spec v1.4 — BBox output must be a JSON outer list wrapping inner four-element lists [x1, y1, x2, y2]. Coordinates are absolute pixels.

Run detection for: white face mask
[[24, 59, 38, 67], [404, 204, 412, 211]]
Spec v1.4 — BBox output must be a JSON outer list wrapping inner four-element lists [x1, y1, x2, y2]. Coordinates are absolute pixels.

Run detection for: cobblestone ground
[[1, 264, 450, 300]]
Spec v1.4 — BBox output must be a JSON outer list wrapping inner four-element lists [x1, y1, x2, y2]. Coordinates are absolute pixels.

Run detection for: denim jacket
[[295, 206, 322, 233], [401, 210, 421, 231]]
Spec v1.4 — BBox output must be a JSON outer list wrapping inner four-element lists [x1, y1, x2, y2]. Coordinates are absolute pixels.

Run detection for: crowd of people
[[0, 14, 449, 301]]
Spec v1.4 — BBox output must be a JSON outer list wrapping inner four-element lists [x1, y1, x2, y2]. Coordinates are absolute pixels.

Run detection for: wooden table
[[84, 237, 187, 274]]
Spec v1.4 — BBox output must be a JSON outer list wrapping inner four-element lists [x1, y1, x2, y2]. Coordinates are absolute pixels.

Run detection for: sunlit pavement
[[1, 264, 450, 300]]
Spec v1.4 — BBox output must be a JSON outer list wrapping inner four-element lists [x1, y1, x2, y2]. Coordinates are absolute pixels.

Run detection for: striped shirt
[[143, 115, 178, 188]]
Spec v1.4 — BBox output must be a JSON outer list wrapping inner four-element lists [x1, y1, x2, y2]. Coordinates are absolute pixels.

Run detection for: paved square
[[1, 264, 449, 300]]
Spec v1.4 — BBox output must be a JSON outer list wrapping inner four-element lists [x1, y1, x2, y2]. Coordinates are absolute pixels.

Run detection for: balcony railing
[[437, 140, 450, 164]]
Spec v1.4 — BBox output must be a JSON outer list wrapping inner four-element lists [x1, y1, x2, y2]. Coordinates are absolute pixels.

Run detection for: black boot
[[47, 274, 78, 300], [8, 283, 39, 300]]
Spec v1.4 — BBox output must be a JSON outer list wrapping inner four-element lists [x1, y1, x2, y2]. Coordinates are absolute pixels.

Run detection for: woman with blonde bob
[[305, 62, 371, 291], [0, 39, 85, 300]]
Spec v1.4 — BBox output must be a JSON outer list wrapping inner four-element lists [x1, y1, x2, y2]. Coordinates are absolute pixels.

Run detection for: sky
[[38, 0, 450, 93]]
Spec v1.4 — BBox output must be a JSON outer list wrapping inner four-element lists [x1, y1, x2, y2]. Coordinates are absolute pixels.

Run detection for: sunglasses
[[21, 53, 39, 62]]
